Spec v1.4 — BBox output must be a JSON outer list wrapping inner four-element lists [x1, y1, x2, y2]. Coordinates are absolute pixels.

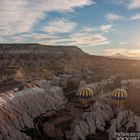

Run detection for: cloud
[[20, 33, 61, 43], [70, 33, 110, 46], [3, 24, 110, 47], [113, 0, 140, 9], [38, 33, 110, 47], [79, 27, 96, 33], [1, 21, 111, 47], [119, 42, 128, 45], [26, 31, 110, 47], [105, 13, 123, 21], [130, 13, 140, 20], [128, 0, 140, 9], [0, 0, 93, 36], [43, 19, 77, 34], [100, 24, 112, 33], [39, 37, 74, 46]]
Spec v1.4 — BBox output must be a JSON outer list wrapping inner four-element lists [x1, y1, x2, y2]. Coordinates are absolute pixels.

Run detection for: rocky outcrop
[[78, 75, 116, 96], [0, 86, 66, 140], [121, 79, 140, 88], [69, 102, 113, 140], [108, 110, 140, 140], [36, 75, 81, 92], [34, 80, 52, 89]]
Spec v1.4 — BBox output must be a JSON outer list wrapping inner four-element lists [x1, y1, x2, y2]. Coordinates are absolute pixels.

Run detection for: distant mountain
[[108, 53, 133, 60]]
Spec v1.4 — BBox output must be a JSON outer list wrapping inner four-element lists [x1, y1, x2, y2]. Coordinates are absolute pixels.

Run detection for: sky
[[0, 0, 140, 59]]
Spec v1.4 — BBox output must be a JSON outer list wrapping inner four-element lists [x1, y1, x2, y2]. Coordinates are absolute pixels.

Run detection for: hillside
[[0, 43, 140, 83]]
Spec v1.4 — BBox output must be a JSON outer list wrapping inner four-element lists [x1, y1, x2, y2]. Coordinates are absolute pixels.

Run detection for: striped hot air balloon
[[112, 88, 128, 107], [78, 87, 94, 106]]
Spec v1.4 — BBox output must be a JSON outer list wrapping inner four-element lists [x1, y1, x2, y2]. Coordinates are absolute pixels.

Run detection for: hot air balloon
[[78, 87, 94, 107], [112, 88, 128, 108]]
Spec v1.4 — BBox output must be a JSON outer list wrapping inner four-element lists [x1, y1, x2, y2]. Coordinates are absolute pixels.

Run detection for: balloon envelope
[[112, 88, 128, 106], [78, 87, 94, 105]]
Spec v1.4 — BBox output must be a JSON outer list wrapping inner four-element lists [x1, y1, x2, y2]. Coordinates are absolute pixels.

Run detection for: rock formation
[[0, 86, 66, 140], [121, 79, 140, 88], [69, 102, 113, 140], [108, 110, 140, 140]]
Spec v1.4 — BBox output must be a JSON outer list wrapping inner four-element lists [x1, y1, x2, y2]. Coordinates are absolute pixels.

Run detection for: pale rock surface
[[35, 80, 52, 89], [70, 102, 113, 140], [108, 110, 140, 140], [121, 79, 140, 88], [0, 87, 66, 140], [78, 75, 116, 96]]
